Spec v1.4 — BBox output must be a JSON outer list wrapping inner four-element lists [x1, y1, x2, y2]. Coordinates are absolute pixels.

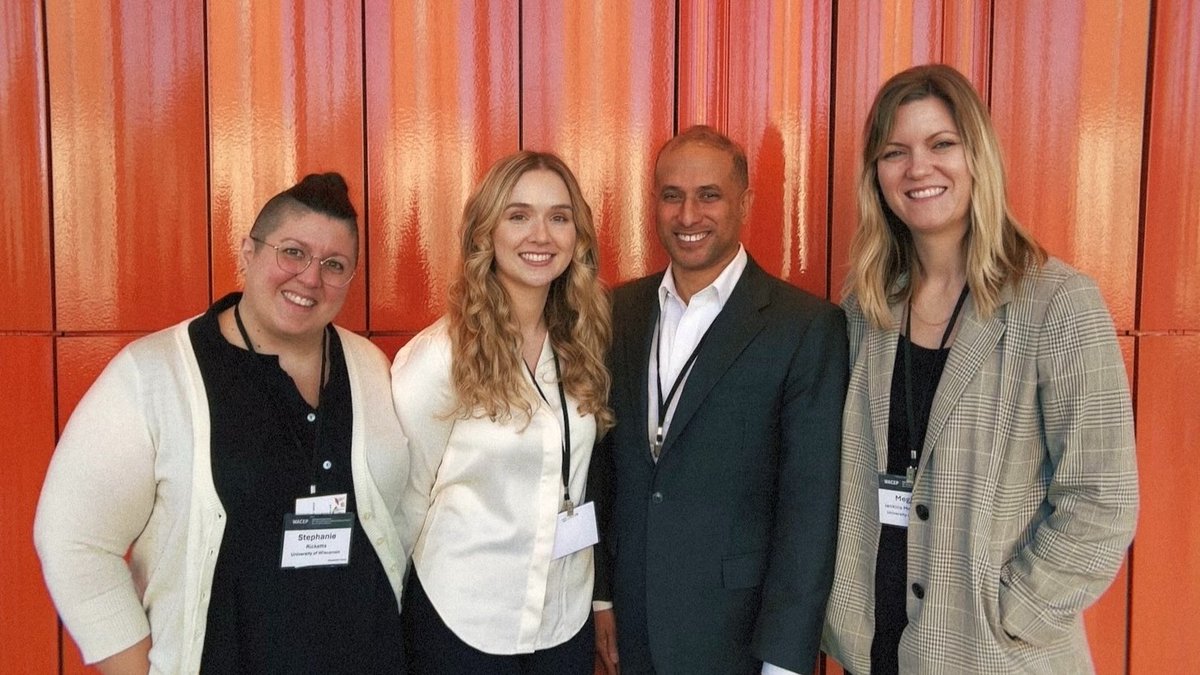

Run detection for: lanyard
[[234, 302, 330, 495], [903, 284, 968, 484], [526, 349, 574, 514], [653, 314, 714, 459]]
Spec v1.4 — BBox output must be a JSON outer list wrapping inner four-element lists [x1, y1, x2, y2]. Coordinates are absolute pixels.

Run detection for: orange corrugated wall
[[1, 1, 1195, 673]]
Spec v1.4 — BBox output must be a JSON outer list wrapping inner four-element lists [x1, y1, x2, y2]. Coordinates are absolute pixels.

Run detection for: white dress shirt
[[648, 245, 748, 454], [391, 318, 596, 655]]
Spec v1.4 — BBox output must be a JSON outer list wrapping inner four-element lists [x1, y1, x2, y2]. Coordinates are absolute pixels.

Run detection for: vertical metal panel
[[521, 0, 676, 285], [47, 1, 209, 332], [365, 0, 519, 332], [1081, 335, 1135, 675], [990, 0, 1149, 330], [1131, 335, 1200, 672], [1140, 0, 1200, 331], [1086, 563, 1130, 675], [0, 337, 59, 673], [208, 0, 367, 331], [678, 0, 835, 297], [678, 0, 726, 131], [939, 0, 992, 94], [829, 0, 990, 297], [0, 0, 52, 331]]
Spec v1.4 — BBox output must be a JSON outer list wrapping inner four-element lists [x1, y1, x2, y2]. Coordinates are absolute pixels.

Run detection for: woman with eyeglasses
[[35, 173, 410, 673], [391, 151, 612, 674]]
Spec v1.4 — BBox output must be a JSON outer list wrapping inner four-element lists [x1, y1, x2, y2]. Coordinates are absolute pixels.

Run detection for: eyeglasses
[[250, 236, 356, 288]]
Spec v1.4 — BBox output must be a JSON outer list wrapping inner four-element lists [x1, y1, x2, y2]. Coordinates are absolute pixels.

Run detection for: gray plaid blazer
[[823, 258, 1138, 674]]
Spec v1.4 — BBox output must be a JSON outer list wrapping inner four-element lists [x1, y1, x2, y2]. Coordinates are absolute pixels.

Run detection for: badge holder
[[280, 493, 354, 568], [878, 473, 913, 529]]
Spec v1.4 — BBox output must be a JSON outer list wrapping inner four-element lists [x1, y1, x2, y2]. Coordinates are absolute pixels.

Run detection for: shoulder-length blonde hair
[[845, 63, 1045, 329], [447, 150, 613, 433]]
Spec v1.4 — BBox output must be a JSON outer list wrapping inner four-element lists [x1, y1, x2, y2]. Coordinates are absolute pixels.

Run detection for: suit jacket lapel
[[658, 260, 769, 460], [918, 287, 1010, 475], [868, 305, 903, 474], [623, 275, 662, 466]]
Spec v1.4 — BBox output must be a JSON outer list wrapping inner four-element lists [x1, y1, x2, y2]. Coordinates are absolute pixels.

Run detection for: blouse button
[[915, 504, 929, 520], [911, 583, 926, 599]]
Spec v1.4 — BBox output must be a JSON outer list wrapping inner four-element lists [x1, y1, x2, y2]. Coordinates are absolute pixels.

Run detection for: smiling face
[[875, 97, 973, 244], [492, 169, 577, 301], [654, 141, 752, 296], [238, 206, 357, 345]]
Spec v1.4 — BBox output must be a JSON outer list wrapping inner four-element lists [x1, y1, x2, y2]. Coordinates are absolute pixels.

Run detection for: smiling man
[[589, 126, 849, 675]]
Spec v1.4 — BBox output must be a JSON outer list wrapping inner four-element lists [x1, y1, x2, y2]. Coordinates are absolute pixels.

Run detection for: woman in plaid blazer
[[822, 64, 1138, 674]]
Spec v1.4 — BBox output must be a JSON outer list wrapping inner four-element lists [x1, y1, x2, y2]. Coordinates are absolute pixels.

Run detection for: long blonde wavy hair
[[447, 151, 614, 434], [845, 64, 1046, 329]]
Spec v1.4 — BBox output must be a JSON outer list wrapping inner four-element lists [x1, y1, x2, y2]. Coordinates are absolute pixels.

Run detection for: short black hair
[[655, 125, 750, 191], [250, 172, 358, 240]]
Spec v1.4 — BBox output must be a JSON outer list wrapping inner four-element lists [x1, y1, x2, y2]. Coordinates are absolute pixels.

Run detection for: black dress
[[190, 293, 404, 674]]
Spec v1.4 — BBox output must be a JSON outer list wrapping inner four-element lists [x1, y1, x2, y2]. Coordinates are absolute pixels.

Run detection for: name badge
[[295, 493, 348, 515], [551, 501, 599, 560], [280, 513, 354, 568], [878, 473, 913, 529]]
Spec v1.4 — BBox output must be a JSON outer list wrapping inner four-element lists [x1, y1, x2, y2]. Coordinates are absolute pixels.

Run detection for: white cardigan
[[34, 317, 410, 673], [391, 318, 596, 654]]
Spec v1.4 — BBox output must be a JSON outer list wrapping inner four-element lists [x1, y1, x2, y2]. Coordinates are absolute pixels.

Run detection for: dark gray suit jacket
[[590, 256, 848, 674]]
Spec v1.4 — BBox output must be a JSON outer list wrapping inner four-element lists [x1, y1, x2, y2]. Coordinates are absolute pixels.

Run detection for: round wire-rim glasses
[[250, 235, 356, 288]]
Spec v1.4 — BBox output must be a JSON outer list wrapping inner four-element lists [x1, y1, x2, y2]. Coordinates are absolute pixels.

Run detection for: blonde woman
[[391, 151, 612, 674], [823, 65, 1138, 674]]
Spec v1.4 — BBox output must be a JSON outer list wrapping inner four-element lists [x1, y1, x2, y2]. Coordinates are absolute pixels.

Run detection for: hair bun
[[287, 172, 357, 220]]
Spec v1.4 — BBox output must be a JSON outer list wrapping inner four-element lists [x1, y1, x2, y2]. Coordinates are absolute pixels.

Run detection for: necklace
[[908, 287, 966, 325], [908, 303, 954, 325]]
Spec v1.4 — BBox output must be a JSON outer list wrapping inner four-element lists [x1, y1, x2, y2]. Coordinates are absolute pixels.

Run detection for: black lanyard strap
[[653, 315, 714, 459], [526, 348, 573, 513], [903, 284, 968, 483], [235, 302, 330, 495]]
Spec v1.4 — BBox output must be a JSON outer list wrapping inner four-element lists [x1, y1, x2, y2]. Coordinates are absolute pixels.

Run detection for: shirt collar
[[658, 244, 748, 311]]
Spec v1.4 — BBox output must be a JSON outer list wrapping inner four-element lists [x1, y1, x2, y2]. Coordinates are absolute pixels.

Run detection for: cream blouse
[[391, 318, 596, 654]]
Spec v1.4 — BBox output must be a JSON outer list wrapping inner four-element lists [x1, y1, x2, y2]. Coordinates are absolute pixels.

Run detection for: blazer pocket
[[721, 551, 767, 590]]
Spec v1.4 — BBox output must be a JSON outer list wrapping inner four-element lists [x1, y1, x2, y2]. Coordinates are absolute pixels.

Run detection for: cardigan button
[[915, 504, 929, 520], [911, 583, 925, 599], [651, 491, 664, 504]]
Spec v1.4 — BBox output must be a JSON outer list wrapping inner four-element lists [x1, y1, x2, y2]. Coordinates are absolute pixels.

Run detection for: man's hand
[[594, 609, 619, 675]]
